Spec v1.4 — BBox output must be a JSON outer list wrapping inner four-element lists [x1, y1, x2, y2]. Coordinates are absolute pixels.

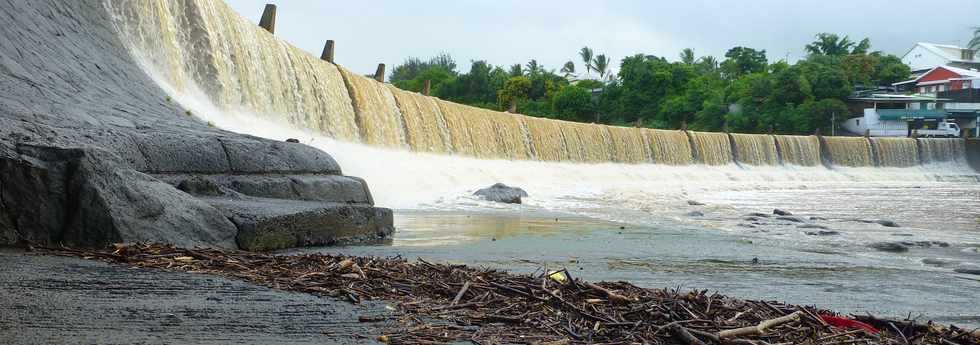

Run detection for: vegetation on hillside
[[389, 33, 912, 135]]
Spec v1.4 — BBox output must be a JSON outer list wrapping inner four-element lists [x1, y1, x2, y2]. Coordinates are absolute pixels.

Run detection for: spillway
[[731, 133, 778, 166], [61, 0, 975, 210], [871, 138, 919, 167]]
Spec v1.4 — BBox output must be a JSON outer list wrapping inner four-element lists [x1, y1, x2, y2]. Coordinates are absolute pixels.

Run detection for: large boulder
[[474, 183, 529, 204]]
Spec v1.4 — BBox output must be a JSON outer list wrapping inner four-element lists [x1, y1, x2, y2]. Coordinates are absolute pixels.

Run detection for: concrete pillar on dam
[[259, 4, 276, 34], [966, 139, 980, 172], [374, 63, 386, 82], [422, 80, 431, 96], [321, 40, 335, 63]]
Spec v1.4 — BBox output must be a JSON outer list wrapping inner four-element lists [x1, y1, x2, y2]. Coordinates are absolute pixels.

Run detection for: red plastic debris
[[820, 314, 881, 334]]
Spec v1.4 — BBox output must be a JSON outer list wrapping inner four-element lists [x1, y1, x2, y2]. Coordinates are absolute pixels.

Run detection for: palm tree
[[592, 54, 611, 82], [508, 64, 523, 77], [680, 48, 696, 65], [805, 33, 855, 56], [970, 26, 980, 50], [579, 47, 594, 77], [696, 56, 718, 74], [525, 59, 541, 75], [560, 61, 576, 79]]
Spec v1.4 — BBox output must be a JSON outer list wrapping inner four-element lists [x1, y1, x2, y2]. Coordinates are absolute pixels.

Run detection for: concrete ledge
[[206, 198, 394, 251]]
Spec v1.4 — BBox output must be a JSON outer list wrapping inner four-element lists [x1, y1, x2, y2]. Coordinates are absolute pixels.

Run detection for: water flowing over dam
[[104, 0, 974, 174]]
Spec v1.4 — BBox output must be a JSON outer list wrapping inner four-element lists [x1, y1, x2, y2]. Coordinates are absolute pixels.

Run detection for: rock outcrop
[[0, 1, 392, 250], [473, 183, 528, 204]]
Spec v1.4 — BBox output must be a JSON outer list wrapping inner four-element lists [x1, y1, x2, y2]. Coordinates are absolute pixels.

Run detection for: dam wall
[[102, 1, 975, 171]]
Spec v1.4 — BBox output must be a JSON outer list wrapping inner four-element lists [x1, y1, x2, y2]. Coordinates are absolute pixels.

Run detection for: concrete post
[[374, 63, 385, 82], [422, 80, 431, 96], [259, 4, 276, 34], [320, 40, 335, 63], [911, 129, 918, 138], [864, 129, 870, 138], [680, 120, 687, 131], [507, 100, 517, 113]]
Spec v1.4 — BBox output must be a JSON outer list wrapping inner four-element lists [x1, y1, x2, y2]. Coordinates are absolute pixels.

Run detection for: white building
[[901, 42, 980, 74]]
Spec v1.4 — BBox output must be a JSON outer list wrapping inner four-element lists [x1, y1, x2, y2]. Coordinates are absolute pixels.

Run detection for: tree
[[561, 61, 576, 79], [721, 47, 767, 79], [680, 48, 696, 65], [526, 59, 541, 75], [805, 33, 856, 56], [695, 56, 719, 74], [579, 46, 594, 77], [508, 64, 523, 77], [552, 85, 595, 121], [852, 38, 872, 55], [498, 76, 531, 110], [390, 53, 457, 84], [970, 26, 980, 50], [593, 54, 612, 81]]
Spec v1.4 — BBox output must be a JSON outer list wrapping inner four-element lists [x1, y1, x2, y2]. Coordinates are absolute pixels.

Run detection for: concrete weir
[[0, 1, 392, 251], [967, 139, 980, 172]]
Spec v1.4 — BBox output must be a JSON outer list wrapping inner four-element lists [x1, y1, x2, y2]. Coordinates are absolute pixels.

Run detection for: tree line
[[388, 33, 912, 135]]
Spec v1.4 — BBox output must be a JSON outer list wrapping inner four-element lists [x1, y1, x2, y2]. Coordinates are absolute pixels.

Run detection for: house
[[893, 65, 980, 95], [901, 42, 980, 74]]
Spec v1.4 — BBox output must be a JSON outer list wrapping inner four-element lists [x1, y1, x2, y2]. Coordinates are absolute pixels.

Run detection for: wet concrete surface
[[0, 248, 387, 344]]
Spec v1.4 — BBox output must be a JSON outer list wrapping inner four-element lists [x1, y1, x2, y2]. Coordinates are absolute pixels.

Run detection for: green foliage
[[498, 76, 531, 109], [385, 33, 910, 136], [390, 53, 456, 84], [551, 85, 595, 121], [721, 46, 767, 79]]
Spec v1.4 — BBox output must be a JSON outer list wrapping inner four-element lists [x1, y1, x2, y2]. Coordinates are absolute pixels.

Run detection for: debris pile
[[43, 244, 980, 345]]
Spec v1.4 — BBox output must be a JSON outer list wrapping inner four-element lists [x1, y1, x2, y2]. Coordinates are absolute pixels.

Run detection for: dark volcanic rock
[[0, 1, 392, 249], [686, 200, 705, 206], [953, 267, 980, 276], [875, 220, 900, 228], [473, 183, 528, 204], [773, 209, 793, 216], [745, 212, 771, 218], [805, 230, 840, 236], [776, 216, 804, 223], [869, 242, 909, 253]]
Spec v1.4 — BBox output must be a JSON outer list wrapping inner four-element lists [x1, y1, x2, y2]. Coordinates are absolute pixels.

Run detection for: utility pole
[[831, 112, 836, 136]]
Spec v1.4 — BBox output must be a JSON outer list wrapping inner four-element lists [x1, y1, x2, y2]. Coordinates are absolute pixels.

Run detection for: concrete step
[[202, 196, 393, 251]]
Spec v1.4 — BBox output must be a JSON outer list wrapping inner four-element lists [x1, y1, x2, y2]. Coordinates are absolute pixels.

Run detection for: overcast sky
[[227, 1, 980, 76]]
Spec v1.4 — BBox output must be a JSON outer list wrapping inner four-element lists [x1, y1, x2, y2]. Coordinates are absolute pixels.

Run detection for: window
[[939, 84, 946, 92], [856, 119, 860, 126]]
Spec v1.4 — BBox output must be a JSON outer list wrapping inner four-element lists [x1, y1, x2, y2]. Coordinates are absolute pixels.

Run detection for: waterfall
[[775, 135, 821, 166], [871, 138, 919, 167], [606, 126, 650, 163], [822, 137, 873, 167], [644, 129, 694, 165], [918, 138, 967, 164], [689, 131, 734, 165], [731, 133, 778, 166], [104, 0, 972, 172]]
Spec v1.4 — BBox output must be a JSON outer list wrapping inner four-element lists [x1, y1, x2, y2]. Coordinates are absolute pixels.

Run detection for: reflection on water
[[307, 183, 980, 327]]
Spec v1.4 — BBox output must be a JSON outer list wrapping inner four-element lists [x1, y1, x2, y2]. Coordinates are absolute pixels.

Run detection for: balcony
[[938, 89, 980, 103]]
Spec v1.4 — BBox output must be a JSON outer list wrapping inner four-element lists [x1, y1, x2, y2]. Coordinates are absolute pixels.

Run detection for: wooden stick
[[451, 281, 471, 306], [584, 282, 634, 304], [669, 323, 707, 345], [718, 311, 802, 339]]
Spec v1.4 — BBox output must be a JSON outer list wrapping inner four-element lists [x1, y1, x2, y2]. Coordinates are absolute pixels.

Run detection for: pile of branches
[[43, 243, 979, 345]]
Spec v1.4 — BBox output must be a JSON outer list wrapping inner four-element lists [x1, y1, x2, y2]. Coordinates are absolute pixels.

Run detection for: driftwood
[[718, 311, 802, 339], [40, 243, 980, 345]]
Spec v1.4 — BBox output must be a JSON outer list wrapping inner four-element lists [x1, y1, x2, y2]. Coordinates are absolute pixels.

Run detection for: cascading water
[[730, 133, 778, 166], [774, 135, 821, 166], [918, 138, 967, 164], [644, 129, 694, 165], [871, 137, 919, 167], [822, 137, 874, 167], [104, 0, 977, 212], [689, 131, 734, 165]]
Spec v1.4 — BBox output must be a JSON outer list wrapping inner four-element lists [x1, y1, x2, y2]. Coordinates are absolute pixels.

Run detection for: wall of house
[[903, 45, 949, 72]]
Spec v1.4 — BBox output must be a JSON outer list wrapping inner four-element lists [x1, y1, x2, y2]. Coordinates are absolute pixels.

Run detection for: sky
[[227, 0, 980, 76]]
